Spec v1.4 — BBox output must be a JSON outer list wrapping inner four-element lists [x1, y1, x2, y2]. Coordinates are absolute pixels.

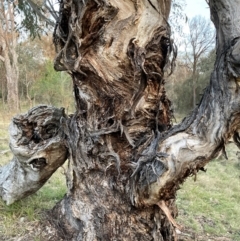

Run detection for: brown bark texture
[[1, 0, 240, 240], [52, 0, 178, 240], [51, 0, 240, 239]]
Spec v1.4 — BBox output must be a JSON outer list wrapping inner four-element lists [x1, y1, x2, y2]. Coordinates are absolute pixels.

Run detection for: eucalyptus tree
[[17, 0, 58, 37], [0, 0, 58, 110], [184, 15, 215, 108], [0, 0, 19, 110], [1, 0, 240, 241]]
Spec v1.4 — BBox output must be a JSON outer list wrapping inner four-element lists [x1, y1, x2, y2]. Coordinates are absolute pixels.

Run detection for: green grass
[[177, 143, 240, 240], [0, 167, 67, 238]]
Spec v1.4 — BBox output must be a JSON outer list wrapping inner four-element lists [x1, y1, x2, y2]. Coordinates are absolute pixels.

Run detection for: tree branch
[[0, 105, 68, 205], [131, 0, 240, 208]]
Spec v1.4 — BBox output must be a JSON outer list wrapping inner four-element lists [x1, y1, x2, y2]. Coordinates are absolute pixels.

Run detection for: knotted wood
[[0, 105, 68, 205]]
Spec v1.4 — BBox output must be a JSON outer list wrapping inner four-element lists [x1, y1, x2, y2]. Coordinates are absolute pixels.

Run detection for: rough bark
[[127, 0, 240, 212], [0, 105, 68, 204], [52, 0, 178, 240], [1, 0, 240, 241], [50, 0, 240, 240]]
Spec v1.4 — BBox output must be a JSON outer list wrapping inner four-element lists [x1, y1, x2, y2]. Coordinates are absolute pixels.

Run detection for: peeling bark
[[0, 105, 68, 205], [130, 0, 240, 222], [50, 0, 240, 240], [51, 0, 178, 240], [1, 0, 240, 241]]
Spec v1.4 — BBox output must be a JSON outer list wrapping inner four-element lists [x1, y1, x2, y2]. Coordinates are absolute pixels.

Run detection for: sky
[[171, 0, 213, 50], [185, 0, 210, 19]]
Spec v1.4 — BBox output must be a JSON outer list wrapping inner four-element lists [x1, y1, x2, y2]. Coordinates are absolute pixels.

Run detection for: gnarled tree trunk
[[52, 0, 177, 240], [1, 0, 240, 240], [50, 0, 240, 239]]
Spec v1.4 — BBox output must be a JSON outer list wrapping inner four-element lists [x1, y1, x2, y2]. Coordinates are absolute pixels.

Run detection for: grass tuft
[[0, 167, 67, 238]]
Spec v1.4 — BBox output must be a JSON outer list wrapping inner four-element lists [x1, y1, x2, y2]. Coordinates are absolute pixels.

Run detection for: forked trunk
[[50, 0, 240, 240], [52, 0, 177, 240], [1, 0, 240, 240]]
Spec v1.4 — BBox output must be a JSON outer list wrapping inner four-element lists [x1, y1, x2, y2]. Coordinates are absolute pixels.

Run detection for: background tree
[[0, 0, 19, 111], [1, 1, 240, 241], [0, 61, 7, 107], [167, 49, 215, 115], [17, 36, 73, 109], [184, 15, 215, 108], [18, 39, 45, 108], [31, 60, 73, 108], [0, 0, 59, 111], [17, 0, 58, 37]]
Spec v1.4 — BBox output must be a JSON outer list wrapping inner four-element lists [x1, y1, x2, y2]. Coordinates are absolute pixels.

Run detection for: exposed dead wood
[[157, 200, 182, 231], [51, 0, 178, 240], [0, 105, 68, 205]]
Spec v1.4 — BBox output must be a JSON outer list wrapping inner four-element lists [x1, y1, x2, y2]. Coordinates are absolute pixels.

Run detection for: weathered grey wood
[[0, 105, 68, 205]]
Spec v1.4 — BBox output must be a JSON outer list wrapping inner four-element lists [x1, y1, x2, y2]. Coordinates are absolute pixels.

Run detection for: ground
[[0, 220, 234, 241]]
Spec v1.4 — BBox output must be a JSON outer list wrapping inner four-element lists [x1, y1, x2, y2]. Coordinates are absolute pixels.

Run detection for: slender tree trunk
[[0, 65, 7, 108], [0, 0, 19, 111], [192, 59, 197, 108], [186, 16, 214, 110], [4, 47, 19, 111], [25, 70, 33, 108]]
